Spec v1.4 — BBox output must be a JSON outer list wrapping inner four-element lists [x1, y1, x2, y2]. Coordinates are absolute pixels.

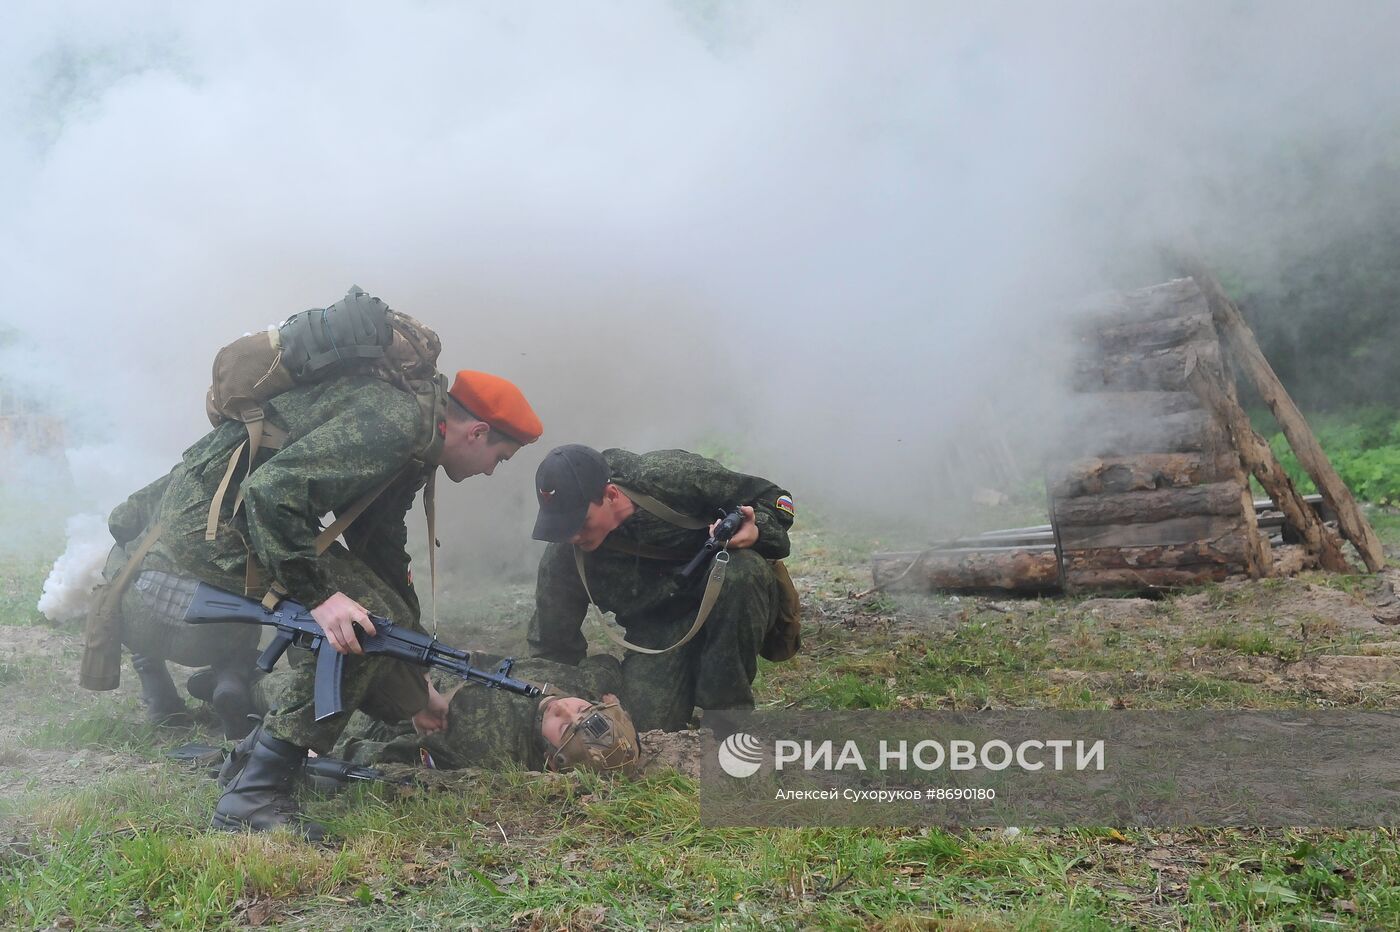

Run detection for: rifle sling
[[574, 545, 728, 655], [574, 486, 724, 655]]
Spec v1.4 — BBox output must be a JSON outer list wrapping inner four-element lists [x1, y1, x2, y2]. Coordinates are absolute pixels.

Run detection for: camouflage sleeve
[[636, 450, 795, 560], [343, 472, 424, 622], [527, 542, 590, 665], [358, 664, 433, 723], [108, 471, 174, 545], [241, 389, 422, 608]]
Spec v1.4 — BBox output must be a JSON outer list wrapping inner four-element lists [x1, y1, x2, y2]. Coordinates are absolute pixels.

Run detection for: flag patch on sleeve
[[775, 494, 796, 516]]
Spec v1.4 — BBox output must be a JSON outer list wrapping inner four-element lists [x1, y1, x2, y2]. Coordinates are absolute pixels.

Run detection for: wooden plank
[[1052, 481, 1248, 527], [1183, 257, 1384, 571], [1048, 452, 1238, 497], [1185, 357, 1350, 573], [1234, 472, 1272, 578], [1057, 514, 1249, 550]]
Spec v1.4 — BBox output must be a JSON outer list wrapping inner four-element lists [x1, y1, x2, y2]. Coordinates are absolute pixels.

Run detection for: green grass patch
[[0, 553, 51, 627], [23, 712, 172, 756]]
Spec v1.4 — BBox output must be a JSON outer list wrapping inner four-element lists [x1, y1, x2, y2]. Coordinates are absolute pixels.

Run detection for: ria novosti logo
[[717, 732, 765, 778]]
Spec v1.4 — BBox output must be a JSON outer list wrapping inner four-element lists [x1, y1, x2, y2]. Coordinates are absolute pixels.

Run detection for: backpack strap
[[573, 545, 728, 655], [424, 469, 439, 636], [205, 413, 292, 542]]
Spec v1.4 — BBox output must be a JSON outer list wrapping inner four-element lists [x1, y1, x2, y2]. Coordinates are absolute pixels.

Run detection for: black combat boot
[[217, 717, 262, 788], [212, 726, 326, 842], [131, 653, 192, 727]]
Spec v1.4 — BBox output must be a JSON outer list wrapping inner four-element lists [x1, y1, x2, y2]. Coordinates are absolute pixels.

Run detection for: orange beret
[[448, 370, 543, 445]]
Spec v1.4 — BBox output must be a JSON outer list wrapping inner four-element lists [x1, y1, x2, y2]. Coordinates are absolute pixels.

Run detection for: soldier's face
[[540, 696, 592, 747], [569, 498, 626, 551], [441, 421, 520, 481]]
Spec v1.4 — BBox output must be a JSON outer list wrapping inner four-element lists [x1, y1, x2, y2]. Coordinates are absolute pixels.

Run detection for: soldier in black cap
[[527, 444, 800, 731]]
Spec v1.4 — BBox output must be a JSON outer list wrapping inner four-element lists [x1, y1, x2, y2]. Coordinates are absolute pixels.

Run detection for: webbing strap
[[573, 546, 728, 655], [612, 485, 709, 529], [114, 523, 164, 598], [80, 521, 166, 691], [424, 470, 438, 637], [205, 440, 248, 541], [312, 470, 403, 554], [229, 417, 264, 519]]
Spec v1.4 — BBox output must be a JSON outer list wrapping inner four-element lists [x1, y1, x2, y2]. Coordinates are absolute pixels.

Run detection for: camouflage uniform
[[528, 449, 793, 731], [126, 376, 435, 751], [250, 654, 621, 771]]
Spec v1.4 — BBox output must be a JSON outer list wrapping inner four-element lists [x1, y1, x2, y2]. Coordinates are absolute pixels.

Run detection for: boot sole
[[211, 812, 326, 843]]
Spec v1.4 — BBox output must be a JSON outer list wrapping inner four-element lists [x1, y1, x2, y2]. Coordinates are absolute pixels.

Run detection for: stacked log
[[1049, 278, 1268, 592]]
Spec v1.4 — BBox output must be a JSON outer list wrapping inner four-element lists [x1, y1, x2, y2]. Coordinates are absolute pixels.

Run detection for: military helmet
[[538, 694, 641, 775]]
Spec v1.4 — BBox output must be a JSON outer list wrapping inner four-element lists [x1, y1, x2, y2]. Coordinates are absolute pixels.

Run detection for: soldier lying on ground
[[217, 653, 640, 776], [528, 444, 802, 732]]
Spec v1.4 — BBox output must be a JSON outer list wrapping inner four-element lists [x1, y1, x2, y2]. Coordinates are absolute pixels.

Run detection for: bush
[[1266, 406, 1400, 504]]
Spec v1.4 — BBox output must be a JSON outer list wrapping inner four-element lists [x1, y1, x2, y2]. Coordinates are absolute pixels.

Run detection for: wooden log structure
[[1050, 276, 1268, 592], [872, 270, 1368, 596], [1179, 255, 1385, 572]]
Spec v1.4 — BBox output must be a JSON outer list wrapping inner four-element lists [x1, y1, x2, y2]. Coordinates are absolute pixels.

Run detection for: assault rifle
[[183, 582, 543, 721], [679, 506, 746, 579]]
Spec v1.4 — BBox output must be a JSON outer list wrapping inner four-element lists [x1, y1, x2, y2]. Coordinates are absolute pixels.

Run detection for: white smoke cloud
[[2, 1, 1398, 567]]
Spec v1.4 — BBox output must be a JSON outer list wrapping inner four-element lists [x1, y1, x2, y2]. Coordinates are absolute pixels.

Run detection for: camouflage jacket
[[528, 448, 794, 665], [146, 376, 433, 611], [334, 654, 623, 770]]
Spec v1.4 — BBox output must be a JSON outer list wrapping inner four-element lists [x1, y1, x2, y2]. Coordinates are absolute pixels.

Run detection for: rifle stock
[[183, 581, 542, 721]]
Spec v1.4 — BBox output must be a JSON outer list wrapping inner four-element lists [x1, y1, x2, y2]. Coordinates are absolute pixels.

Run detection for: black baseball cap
[[532, 444, 610, 542]]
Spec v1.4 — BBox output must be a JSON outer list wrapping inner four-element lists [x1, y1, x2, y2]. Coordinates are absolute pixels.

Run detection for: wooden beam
[[1049, 452, 1239, 497], [871, 547, 1060, 593], [1185, 358, 1350, 573], [1182, 256, 1385, 571], [1057, 514, 1251, 550], [1052, 481, 1249, 527]]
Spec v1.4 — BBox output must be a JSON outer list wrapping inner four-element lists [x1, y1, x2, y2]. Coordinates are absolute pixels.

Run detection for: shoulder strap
[[612, 485, 709, 529], [205, 415, 292, 542], [573, 546, 728, 655]]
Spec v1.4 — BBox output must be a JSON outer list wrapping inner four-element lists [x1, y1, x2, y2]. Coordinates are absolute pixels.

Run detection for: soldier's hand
[[413, 678, 449, 734], [311, 591, 377, 655], [712, 505, 759, 549]]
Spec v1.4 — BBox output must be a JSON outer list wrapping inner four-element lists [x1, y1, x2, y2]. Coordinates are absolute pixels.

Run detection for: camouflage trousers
[[254, 543, 430, 753], [616, 549, 777, 731]]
